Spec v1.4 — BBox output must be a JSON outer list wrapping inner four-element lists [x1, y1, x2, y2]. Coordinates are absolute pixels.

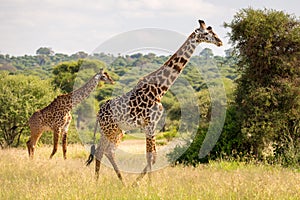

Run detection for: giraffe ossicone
[[87, 19, 223, 186]]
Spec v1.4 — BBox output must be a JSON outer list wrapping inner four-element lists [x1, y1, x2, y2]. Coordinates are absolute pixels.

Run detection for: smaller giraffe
[[27, 69, 114, 159]]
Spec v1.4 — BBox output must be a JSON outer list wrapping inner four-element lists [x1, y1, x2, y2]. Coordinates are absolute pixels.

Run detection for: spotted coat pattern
[[27, 70, 114, 159], [93, 20, 222, 185]]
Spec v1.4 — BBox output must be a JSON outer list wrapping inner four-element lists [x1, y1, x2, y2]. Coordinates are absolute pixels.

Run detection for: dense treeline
[[226, 8, 300, 166], [0, 8, 299, 167], [171, 8, 300, 167], [0, 47, 235, 148]]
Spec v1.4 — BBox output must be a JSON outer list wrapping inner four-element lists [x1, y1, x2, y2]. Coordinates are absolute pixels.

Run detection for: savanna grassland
[[0, 145, 299, 200]]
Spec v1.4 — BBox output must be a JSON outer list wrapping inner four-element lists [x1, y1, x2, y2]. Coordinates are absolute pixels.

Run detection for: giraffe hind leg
[[27, 112, 45, 159], [26, 139, 34, 159], [95, 140, 105, 181], [27, 127, 44, 159], [105, 149, 125, 186], [133, 136, 156, 186]]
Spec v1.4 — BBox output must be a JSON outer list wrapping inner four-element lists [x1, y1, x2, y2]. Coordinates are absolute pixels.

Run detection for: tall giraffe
[[86, 20, 222, 185], [27, 69, 114, 159]]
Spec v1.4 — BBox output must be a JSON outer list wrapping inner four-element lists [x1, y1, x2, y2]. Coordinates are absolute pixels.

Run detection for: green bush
[[167, 127, 209, 166], [0, 72, 60, 147]]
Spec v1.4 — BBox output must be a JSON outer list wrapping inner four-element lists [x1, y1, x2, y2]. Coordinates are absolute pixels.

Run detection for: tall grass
[[0, 145, 299, 200]]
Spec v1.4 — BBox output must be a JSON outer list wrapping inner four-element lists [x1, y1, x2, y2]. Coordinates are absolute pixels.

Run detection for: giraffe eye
[[204, 33, 208, 35]]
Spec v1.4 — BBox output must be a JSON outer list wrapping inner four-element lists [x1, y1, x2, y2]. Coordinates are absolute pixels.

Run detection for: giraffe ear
[[198, 20, 206, 29], [208, 26, 215, 33]]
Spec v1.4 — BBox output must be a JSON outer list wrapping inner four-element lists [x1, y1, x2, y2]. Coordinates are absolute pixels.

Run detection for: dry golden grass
[[0, 145, 299, 200]]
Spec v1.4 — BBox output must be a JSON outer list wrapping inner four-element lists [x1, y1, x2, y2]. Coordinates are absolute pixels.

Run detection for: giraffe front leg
[[50, 129, 60, 159], [147, 136, 157, 165], [146, 135, 156, 183], [62, 133, 67, 160], [133, 135, 156, 186]]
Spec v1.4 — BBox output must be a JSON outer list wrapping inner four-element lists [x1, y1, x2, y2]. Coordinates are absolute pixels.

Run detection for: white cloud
[[2, 0, 298, 55], [114, 0, 222, 19], [1, 0, 226, 55]]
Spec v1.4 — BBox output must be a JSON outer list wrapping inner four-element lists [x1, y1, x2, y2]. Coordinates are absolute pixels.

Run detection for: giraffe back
[[33, 94, 72, 129]]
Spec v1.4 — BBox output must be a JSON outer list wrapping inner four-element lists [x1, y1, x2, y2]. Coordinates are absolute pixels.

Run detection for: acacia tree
[[225, 8, 300, 164], [199, 48, 214, 60], [36, 47, 54, 56], [52, 59, 107, 93], [0, 72, 59, 147]]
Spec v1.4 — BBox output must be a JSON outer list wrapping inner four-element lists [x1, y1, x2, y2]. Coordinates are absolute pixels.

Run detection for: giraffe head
[[96, 69, 115, 84], [194, 20, 222, 46]]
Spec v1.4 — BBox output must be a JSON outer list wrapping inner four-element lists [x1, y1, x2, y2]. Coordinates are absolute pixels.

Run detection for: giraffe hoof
[[152, 153, 157, 164], [121, 181, 126, 187], [132, 181, 139, 188]]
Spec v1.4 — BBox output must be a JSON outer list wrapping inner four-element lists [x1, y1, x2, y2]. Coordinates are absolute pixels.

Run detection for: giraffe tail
[[86, 119, 98, 166], [86, 144, 96, 166]]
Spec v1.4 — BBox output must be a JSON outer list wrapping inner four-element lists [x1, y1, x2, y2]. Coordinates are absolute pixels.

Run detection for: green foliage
[[209, 105, 242, 160], [0, 49, 238, 157], [52, 60, 82, 93], [199, 48, 214, 60], [225, 8, 300, 83], [0, 9, 299, 169], [0, 49, 77, 77], [167, 89, 211, 165], [52, 59, 107, 93], [224, 8, 300, 165], [0, 72, 60, 147], [161, 129, 178, 142]]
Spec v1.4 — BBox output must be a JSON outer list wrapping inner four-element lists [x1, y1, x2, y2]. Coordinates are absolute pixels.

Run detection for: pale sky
[[0, 0, 299, 56]]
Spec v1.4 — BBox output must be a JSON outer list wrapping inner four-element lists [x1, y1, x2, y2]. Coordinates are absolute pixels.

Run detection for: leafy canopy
[[0, 72, 60, 147], [224, 8, 300, 164]]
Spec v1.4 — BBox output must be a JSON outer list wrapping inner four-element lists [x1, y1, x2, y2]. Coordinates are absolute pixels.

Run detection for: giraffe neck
[[164, 32, 198, 73], [70, 74, 100, 107], [136, 32, 199, 98]]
